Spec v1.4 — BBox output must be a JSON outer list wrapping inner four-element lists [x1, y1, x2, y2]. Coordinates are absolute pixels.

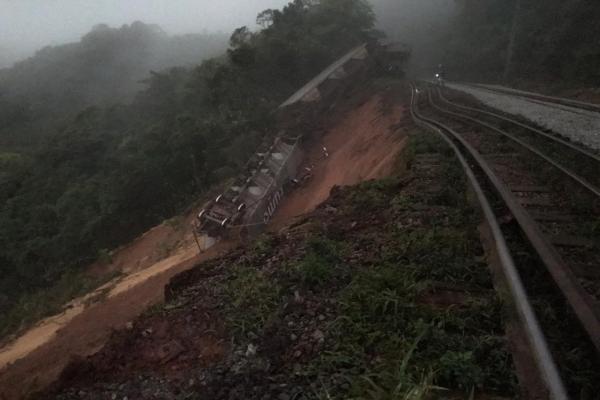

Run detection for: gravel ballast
[[447, 83, 600, 151]]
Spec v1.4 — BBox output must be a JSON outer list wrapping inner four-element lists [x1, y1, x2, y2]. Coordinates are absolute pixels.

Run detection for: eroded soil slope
[[273, 88, 407, 222], [43, 129, 517, 400]]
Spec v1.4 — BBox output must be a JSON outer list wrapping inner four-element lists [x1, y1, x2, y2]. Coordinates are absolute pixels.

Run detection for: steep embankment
[[41, 82, 517, 399], [0, 81, 409, 399], [273, 88, 407, 223]]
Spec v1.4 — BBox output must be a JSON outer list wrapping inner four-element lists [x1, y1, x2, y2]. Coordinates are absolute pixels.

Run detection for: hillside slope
[[0, 0, 377, 344], [0, 77, 408, 399], [0, 22, 228, 147], [39, 83, 517, 400]]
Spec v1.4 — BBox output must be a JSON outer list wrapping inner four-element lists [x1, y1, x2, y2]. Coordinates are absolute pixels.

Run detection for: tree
[[503, 0, 522, 81], [257, 9, 275, 28]]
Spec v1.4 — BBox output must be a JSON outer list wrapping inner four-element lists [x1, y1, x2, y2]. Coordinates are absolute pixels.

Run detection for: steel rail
[[435, 88, 600, 163], [410, 84, 569, 400], [418, 86, 600, 352], [462, 83, 600, 114], [427, 90, 600, 199]]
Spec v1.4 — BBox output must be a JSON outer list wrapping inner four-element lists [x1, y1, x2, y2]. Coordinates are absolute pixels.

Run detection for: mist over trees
[[0, 0, 377, 337], [0, 22, 228, 148], [1, 22, 228, 106], [3, 0, 597, 344], [0, 46, 29, 70]]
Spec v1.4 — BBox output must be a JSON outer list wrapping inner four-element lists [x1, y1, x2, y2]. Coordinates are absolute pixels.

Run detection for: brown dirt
[[0, 84, 407, 400], [271, 92, 407, 226], [0, 240, 235, 400]]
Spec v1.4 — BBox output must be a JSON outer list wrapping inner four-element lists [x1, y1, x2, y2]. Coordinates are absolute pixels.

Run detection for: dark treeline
[[0, 0, 376, 336], [445, 0, 600, 83]]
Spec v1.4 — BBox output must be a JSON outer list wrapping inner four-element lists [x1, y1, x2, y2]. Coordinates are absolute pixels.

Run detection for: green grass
[[294, 236, 347, 288], [302, 257, 512, 398], [252, 234, 276, 255], [285, 139, 514, 397], [224, 265, 282, 339], [347, 178, 399, 214]]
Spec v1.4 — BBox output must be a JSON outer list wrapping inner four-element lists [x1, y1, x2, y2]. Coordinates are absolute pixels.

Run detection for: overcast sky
[[0, 0, 458, 69], [0, 0, 290, 67]]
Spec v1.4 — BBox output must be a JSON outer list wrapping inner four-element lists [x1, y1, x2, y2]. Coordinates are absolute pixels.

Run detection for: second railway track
[[461, 83, 600, 115], [410, 82, 600, 399]]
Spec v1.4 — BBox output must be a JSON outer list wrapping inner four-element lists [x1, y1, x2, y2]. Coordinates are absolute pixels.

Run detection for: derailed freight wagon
[[195, 134, 302, 240], [194, 41, 410, 245]]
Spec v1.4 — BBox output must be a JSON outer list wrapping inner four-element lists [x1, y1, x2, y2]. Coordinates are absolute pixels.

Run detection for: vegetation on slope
[[0, 0, 377, 338]]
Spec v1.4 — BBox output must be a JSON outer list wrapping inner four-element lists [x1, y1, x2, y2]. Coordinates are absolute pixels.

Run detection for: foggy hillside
[[0, 22, 228, 112]]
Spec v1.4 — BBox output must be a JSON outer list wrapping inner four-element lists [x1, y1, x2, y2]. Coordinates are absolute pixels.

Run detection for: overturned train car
[[195, 135, 302, 240]]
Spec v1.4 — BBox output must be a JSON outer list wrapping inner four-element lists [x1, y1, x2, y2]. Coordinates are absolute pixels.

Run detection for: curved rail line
[[420, 85, 600, 352], [410, 84, 569, 400]]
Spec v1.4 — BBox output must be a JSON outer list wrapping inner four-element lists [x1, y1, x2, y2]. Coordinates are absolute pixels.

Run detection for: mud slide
[[0, 235, 235, 399], [272, 91, 407, 225], [0, 85, 406, 400]]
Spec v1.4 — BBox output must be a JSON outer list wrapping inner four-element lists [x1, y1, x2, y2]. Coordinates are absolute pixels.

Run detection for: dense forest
[[445, 0, 600, 83], [0, 0, 376, 337]]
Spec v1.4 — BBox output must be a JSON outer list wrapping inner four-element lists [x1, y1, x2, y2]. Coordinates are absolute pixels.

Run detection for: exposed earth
[[272, 88, 407, 224], [0, 81, 409, 400]]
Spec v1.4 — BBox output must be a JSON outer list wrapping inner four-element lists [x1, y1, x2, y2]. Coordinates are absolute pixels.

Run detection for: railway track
[[410, 83, 600, 399], [461, 83, 600, 114], [436, 88, 600, 183]]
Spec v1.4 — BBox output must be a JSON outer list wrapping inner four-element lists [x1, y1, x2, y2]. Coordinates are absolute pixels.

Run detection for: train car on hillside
[[194, 134, 302, 240], [373, 40, 412, 77], [194, 40, 411, 245]]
